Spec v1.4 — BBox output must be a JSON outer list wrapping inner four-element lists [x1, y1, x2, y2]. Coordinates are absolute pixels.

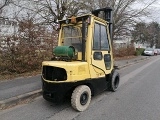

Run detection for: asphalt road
[[0, 56, 160, 120]]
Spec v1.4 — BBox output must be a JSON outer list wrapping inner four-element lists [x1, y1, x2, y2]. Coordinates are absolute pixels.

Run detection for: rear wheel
[[71, 85, 91, 112], [109, 70, 120, 92]]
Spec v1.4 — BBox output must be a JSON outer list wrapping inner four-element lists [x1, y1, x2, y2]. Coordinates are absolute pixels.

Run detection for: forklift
[[41, 7, 120, 111]]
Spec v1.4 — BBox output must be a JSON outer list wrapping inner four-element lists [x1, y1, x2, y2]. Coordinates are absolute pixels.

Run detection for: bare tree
[[85, 0, 157, 40], [0, 0, 12, 18], [10, 0, 67, 29], [10, 0, 158, 36], [132, 21, 160, 48], [132, 22, 147, 44], [29, 0, 90, 29], [0, 0, 11, 10]]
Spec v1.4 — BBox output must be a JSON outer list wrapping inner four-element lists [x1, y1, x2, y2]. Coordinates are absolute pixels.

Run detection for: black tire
[[71, 85, 91, 112], [109, 70, 120, 92]]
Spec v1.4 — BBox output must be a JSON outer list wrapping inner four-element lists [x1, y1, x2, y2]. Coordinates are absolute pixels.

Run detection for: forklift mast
[[92, 7, 113, 40]]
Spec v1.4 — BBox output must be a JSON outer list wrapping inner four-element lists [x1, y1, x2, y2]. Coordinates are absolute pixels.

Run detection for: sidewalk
[[114, 56, 150, 69], [0, 75, 42, 109], [0, 55, 151, 109]]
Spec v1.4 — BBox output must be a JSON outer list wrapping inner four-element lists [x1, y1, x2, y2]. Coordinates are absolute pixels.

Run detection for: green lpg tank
[[53, 46, 75, 59]]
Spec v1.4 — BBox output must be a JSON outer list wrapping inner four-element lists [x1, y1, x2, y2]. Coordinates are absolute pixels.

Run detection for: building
[[0, 18, 18, 36], [0, 18, 19, 49], [113, 35, 132, 49], [134, 42, 150, 49]]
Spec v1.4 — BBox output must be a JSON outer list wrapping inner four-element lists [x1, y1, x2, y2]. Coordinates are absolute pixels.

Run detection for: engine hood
[[42, 61, 90, 82]]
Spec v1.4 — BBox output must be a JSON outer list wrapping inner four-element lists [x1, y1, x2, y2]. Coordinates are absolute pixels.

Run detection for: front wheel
[[109, 70, 120, 92], [71, 85, 91, 112]]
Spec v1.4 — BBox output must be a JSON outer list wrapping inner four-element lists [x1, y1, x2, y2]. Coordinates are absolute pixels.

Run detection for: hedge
[[135, 48, 145, 56]]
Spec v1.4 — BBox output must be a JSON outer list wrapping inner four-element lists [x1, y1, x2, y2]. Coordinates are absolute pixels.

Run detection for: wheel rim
[[80, 92, 88, 105]]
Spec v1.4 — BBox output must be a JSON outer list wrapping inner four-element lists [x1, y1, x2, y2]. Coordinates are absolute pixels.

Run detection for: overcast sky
[[151, 0, 160, 22], [139, 0, 160, 23]]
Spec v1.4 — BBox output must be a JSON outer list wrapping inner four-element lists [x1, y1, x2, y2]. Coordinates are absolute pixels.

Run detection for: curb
[[0, 89, 42, 110], [117, 56, 151, 69]]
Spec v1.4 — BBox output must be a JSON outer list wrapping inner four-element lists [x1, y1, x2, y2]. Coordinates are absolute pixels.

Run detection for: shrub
[[135, 50, 141, 56], [135, 48, 145, 56], [0, 18, 58, 76], [113, 44, 136, 57]]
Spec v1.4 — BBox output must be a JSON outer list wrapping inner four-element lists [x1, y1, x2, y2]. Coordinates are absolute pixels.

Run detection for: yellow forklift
[[42, 7, 120, 111]]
